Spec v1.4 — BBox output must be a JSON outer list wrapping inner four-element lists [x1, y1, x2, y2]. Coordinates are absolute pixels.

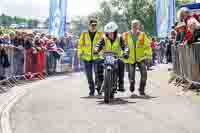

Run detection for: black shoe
[[130, 84, 135, 93], [130, 87, 135, 93], [89, 92, 95, 96], [118, 83, 125, 92], [113, 87, 117, 93], [139, 92, 146, 96], [118, 88, 125, 92], [110, 93, 114, 99], [130, 93, 138, 98], [97, 89, 102, 96]]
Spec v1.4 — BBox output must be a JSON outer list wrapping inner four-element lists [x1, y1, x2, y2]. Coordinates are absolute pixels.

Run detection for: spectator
[[157, 39, 166, 64], [166, 37, 173, 64], [58, 37, 66, 50], [32, 35, 43, 74], [0, 30, 75, 81], [175, 22, 187, 46], [0, 35, 11, 79], [24, 34, 33, 74], [177, 7, 200, 46], [171, 25, 177, 42], [47, 39, 58, 74], [65, 35, 75, 67], [150, 37, 157, 65], [0, 36, 3, 44]]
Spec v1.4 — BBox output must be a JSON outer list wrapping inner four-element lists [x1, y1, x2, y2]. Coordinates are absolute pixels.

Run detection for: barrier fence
[[172, 42, 200, 84], [0, 45, 83, 91]]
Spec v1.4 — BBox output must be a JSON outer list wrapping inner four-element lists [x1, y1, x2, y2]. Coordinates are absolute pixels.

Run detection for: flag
[[48, 0, 67, 37], [156, 0, 175, 38], [168, 0, 176, 33]]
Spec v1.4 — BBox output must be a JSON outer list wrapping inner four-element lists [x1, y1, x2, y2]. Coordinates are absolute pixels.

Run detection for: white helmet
[[104, 22, 118, 32]]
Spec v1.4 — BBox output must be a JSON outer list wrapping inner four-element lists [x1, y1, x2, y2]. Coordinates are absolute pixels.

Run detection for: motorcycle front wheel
[[104, 68, 113, 103]]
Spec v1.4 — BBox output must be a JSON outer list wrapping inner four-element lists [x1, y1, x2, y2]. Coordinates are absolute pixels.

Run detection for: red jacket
[[150, 41, 157, 49]]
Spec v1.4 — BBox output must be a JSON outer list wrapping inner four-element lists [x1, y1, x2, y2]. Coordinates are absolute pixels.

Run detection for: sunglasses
[[91, 24, 97, 27]]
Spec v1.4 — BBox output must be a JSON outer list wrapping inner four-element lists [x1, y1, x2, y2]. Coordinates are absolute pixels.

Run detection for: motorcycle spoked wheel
[[104, 69, 113, 103]]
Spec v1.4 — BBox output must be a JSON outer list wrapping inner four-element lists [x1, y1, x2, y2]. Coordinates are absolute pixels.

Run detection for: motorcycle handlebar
[[93, 51, 125, 60]]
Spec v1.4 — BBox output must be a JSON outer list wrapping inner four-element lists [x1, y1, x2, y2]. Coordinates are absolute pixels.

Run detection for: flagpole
[[64, 0, 67, 33]]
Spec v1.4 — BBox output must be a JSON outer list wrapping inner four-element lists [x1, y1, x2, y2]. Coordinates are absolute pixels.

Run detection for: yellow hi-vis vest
[[104, 35, 122, 56], [146, 36, 153, 60], [78, 31, 103, 61], [122, 31, 151, 64]]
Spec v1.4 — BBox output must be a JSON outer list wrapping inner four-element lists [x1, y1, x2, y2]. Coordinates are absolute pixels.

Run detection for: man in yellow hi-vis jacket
[[123, 20, 151, 96], [78, 19, 104, 96]]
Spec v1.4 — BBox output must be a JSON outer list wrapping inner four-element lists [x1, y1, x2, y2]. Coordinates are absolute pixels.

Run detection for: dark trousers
[[14, 50, 24, 75], [166, 49, 172, 63], [159, 49, 166, 64], [152, 49, 157, 64], [84, 60, 104, 94], [117, 60, 125, 88], [128, 60, 147, 93]]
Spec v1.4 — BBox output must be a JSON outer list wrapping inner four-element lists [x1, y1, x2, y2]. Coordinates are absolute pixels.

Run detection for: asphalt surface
[[10, 65, 200, 133]]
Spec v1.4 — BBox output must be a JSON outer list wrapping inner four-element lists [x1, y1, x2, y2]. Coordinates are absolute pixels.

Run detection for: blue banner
[[156, 0, 175, 38], [168, 0, 176, 34], [48, 0, 67, 37]]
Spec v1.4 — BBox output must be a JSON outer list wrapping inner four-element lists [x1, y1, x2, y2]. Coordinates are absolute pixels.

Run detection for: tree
[[97, 1, 113, 30], [13, 16, 17, 24], [1, 13, 10, 27], [176, 0, 194, 10], [69, 16, 88, 36], [13, 16, 28, 24], [0, 14, 34, 28], [111, 11, 129, 33], [27, 19, 33, 28], [96, 0, 155, 35]]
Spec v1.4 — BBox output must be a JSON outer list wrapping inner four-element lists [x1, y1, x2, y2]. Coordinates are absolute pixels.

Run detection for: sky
[[1, 0, 200, 21], [0, 0, 102, 20]]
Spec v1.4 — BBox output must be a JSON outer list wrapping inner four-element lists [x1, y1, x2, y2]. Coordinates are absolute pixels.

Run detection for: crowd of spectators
[[0, 31, 75, 80]]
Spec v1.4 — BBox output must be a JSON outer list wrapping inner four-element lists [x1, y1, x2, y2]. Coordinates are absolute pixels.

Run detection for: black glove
[[123, 53, 129, 59]]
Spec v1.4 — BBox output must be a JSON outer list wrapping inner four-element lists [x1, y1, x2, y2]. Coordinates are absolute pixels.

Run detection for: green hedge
[[0, 28, 15, 35]]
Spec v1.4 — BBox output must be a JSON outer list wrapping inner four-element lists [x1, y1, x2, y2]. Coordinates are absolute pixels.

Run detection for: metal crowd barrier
[[172, 42, 200, 84], [72, 49, 84, 72], [0, 46, 74, 92]]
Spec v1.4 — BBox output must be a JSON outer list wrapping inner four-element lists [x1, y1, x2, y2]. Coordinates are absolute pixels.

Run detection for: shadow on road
[[81, 95, 157, 100], [46, 71, 73, 78], [147, 68, 154, 71], [80, 95, 104, 99], [81, 95, 157, 105], [129, 94, 157, 100], [97, 98, 136, 105]]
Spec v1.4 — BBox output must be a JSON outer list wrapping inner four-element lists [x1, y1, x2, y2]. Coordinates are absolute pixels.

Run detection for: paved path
[[8, 64, 200, 133]]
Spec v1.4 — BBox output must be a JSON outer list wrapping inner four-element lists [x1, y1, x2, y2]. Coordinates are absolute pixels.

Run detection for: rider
[[78, 18, 104, 96], [94, 22, 129, 92], [123, 19, 150, 96], [177, 7, 200, 46]]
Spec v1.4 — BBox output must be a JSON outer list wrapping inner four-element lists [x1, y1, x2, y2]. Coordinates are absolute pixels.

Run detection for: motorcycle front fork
[[101, 68, 118, 94], [112, 69, 118, 93]]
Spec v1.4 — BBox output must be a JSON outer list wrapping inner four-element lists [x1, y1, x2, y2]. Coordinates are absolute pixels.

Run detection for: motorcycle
[[102, 51, 121, 103]]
